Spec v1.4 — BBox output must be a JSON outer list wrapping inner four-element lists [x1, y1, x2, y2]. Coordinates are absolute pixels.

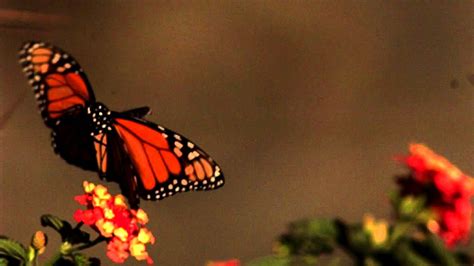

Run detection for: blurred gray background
[[1, 1, 473, 265]]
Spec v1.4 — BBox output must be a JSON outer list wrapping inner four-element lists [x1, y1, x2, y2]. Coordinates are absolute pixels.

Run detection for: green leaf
[[279, 218, 339, 256], [347, 225, 371, 254], [41, 214, 73, 240], [392, 241, 431, 266], [41, 215, 90, 245], [52, 256, 76, 266], [454, 251, 473, 264], [0, 236, 28, 265], [67, 229, 91, 246], [41, 215, 66, 231], [388, 222, 412, 246], [246, 255, 291, 266], [73, 253, 90, 266], [399, 196, 426, 220], [410, 234, 459, 266], [363, 257, 381, 266]]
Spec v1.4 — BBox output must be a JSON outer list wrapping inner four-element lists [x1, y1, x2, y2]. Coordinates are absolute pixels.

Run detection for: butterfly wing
[[51, 109, 98, 172], [19, 41, 98, 171], [108, 113, 224, 202], [89, 126, 141, 207], [19, 41, 95, 127]]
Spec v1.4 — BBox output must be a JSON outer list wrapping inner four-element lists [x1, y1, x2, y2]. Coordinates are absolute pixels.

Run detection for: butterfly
[[18, 41, 224, 208]]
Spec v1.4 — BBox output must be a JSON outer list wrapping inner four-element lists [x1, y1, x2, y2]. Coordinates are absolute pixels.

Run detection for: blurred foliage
[[0, 215, 101, 266], [247, 144, 473, 266], [247, 215, 472, 266]]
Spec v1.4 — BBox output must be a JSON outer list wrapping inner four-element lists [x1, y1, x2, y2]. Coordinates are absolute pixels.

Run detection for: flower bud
[[31, 231, 47, 254]]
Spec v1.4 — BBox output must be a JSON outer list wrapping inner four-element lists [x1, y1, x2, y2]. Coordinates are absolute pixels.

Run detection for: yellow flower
[[83, 181, 96, 193], [129, 237, 149, 261], [92, 197, 108, 209], [137, 228, 155, 244], [96, 219, 115, 238], [94, 185, 111, 200], [103, 208, 115, 219], [135, 209, 149, 225], [114, 227, 129, 242], [363, 214, 388, 245], [114, 195, 128, 207]]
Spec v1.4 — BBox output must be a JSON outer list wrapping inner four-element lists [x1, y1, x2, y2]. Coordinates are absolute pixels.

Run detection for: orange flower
[[106, 237, 129, 264], [31, 231, 47, 255]]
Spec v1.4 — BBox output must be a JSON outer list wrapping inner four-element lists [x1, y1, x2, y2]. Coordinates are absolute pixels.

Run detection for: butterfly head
[[87, 103, 113, 136]]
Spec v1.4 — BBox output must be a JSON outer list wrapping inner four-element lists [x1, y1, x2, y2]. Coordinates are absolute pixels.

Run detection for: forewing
[[19, 41, 95, 127]]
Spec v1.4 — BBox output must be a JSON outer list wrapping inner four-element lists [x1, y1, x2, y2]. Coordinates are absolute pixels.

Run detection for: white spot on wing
[[52, 53, 60, 64], [174, 141, 183, 149]]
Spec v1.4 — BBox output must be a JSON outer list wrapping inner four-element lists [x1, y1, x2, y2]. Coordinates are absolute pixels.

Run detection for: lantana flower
[[398, 143, 474, 248], [73, 181, 155, 264]]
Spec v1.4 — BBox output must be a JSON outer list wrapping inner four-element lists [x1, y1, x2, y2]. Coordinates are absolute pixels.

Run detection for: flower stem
[[74, 222, 84, 230], [74, 236, 107, 251]]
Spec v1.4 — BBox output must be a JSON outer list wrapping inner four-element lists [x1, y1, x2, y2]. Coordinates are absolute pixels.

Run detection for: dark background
[[1, 1, 473, 265]]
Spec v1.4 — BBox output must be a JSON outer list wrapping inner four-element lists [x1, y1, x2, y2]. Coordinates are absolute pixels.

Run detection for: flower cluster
[[399, 143, 474, 247], [73, 181, 155, 264]]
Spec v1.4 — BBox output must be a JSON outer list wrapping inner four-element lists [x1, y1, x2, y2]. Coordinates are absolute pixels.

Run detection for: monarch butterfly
[[18, 41, 224, 208]]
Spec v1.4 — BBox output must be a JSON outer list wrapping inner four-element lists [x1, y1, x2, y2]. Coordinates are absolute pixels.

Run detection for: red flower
[[73, 208, 103, 225], [399, 144, 474, 248], [74, 194, 90, 205], [74, 181, 155, 264]]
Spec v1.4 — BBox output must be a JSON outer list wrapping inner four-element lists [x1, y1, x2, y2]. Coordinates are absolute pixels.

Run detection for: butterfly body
[[19, 41, 224, 207]]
